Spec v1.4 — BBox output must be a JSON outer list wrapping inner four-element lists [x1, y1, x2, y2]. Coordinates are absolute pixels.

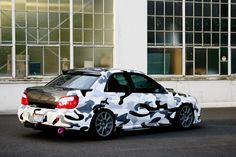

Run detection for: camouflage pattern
[[18, 69, 201, 132]]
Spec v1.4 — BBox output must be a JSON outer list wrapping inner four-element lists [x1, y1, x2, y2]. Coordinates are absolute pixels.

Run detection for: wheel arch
[[179, 102, 194, 109], [89, 106, 116, 138], [92, 106, 116, 125]]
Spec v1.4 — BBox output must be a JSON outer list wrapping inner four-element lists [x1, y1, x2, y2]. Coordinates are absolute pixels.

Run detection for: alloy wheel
[[179, 105, 194, 128], [95, 111, 114, 137]]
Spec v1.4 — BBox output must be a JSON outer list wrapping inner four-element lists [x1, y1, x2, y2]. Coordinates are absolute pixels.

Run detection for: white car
[[18, 68, 201, 138]]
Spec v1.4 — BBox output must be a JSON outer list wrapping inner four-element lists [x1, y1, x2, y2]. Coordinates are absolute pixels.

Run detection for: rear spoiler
[[62, 69, 101, 76]]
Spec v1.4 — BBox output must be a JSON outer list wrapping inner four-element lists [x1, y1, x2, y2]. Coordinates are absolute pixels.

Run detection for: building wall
[[114, 0, 147, 73], [0, 82, 45, 113], [159, 80, 236, 108], [1, 80, 236, 113], [0, 0, 236, 113]]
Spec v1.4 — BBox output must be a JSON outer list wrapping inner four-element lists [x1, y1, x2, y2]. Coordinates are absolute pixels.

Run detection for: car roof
[[62, 68, 144, 76]]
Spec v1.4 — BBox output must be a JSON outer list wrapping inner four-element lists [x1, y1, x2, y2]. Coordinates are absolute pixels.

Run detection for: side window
[[130, 74, 160, 93], [106, 73, 131, 92]]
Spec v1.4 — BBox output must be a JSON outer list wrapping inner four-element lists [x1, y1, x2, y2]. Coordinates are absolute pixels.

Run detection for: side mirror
[[166, 88, 175, 92]]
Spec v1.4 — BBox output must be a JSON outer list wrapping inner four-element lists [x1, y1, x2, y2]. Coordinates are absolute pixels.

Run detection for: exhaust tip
[[57, 127, 65, 135]]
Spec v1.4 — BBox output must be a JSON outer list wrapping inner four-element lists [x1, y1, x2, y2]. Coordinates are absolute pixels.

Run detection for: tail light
[[56, 95, 79, 109], [21, 93, 29, 105]]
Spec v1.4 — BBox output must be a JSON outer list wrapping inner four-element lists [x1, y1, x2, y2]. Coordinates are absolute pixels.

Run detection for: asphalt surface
[[0, 108, 236, 157]]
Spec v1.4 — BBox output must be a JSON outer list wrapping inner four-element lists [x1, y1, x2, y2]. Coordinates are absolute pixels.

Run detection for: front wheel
[[175, 104, 194, 129], [90, 110, 115, 139]]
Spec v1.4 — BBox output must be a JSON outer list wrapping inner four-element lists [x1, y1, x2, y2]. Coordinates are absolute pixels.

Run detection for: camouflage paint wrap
[[18, 69, 201, 132]]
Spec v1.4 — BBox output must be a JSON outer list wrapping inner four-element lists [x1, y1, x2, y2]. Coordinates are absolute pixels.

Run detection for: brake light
[[56, 95, 79, 109], [21, 93, 29, 105]]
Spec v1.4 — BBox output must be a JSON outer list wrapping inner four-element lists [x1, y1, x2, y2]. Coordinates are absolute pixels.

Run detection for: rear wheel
[[90, 110, 115, 139], [175, 104, 194, 129]]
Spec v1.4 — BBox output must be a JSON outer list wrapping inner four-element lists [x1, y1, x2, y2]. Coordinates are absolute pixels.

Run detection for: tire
[[90, 110, 115, 139], [174, 104, 194, 129]]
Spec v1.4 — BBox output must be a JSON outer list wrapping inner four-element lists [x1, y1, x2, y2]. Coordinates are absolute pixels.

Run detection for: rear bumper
[[18, 105, 91, 131]]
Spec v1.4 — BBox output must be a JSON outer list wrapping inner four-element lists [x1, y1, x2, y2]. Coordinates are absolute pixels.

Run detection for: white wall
[[0, 80, 236, 113], [159, 80, 236, 108], [0, 82, 45, 114], [114, 0, 147, 73]]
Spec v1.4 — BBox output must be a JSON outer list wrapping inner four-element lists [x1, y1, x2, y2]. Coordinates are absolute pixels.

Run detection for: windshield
[[46, 74, 99, 89]]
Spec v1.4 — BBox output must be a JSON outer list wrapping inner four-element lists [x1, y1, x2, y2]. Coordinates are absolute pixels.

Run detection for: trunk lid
[[25, 86, 74, 109]]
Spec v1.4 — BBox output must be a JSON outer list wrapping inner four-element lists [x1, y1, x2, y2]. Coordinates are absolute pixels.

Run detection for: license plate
[[32, 114, 44, 123]]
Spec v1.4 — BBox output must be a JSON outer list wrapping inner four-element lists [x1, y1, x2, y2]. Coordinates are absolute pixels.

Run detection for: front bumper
[[193, 104, 201, 124], [18, 105, 91, 131]]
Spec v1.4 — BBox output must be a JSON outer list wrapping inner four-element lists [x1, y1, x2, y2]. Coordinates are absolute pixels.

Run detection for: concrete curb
[[0, 110, 17, 115], [201, 102, 236, 108]]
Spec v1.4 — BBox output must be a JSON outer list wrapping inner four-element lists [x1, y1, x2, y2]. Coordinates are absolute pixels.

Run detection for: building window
[[28, 46, 59, 76], [148, 48, 164, 74], [232, 3, 236, 46], [185, 1, 224, 47], [185, 0, 228, 75], [0, 0, 12, 76], [148, 0, 182, 47], [0, 46, 12, 76], [148, 48, 182, 75], [73, 0, 113, 69], [0, 0, 12, 43], [195, 48, 219, 75], [232, 2, 236, 74], [147, 0, 182, 75], [0, 0, 113, 78], [220, 48, 228, 75], [148, 0, 231, 76], [232, 49, 236, 74]]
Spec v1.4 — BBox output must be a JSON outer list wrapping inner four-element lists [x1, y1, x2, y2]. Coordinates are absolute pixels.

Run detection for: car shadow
[[20, 123, 204, 143], [115, 124, 204, 140]]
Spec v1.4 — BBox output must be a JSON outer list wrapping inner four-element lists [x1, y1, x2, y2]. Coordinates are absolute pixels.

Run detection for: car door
[[104, 73, 141, 129], [128, 73, 175, 127]]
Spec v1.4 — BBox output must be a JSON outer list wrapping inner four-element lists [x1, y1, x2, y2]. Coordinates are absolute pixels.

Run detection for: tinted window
[[46, 74, 98, 89], [130, 74, 163, 93], [106, 73, 131, 92]]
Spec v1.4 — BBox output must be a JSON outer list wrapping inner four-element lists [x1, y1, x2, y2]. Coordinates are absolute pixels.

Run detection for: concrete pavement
[[0, 107, 236, 157]]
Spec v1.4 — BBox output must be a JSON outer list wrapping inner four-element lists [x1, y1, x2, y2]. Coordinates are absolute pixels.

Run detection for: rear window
[[46, 74, 99, 89]]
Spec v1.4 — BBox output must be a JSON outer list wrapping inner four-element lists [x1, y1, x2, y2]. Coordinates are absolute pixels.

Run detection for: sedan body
[[18, 68, 201, 138]]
